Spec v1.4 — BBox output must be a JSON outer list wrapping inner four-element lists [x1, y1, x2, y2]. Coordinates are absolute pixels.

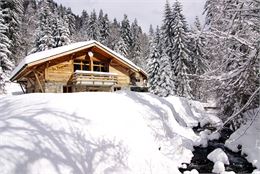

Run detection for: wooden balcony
[[72, 70, 118, 86]]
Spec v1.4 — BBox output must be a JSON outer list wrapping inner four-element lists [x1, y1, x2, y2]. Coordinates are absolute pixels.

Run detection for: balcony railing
[[73, 70, 118, 86]]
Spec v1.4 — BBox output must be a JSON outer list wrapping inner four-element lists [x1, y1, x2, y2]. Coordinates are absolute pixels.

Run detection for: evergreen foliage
[[170, 1, 193, 98]]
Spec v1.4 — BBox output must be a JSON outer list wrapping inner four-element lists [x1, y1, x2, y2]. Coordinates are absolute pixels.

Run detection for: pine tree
[[161, 0, 174, 59], [158, 50, 175, 97], [107, 18, 121, 49], [149, 25, 154, 38], [130, 19, 142, 66], [147, 27, 162, 95], [78, 10, 90, 41], [87, 10, 100, 41], [65, 7, 76, 36], [120, 14, 132, 56], [0, 9, 13, 92], [53, 15, 71, 47], [0, 0, 23, 64], [0, 9, 13, 72], [31, 0, 55, 53], [171, 1, 193, 98], [99, 11, 110, 45], [20, 0, 37, 58], [114, 36, 128, 57]]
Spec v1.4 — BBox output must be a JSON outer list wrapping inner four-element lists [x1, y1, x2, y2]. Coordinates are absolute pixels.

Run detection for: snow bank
[[0, 91, 213, 174], [2, 82, 23, 95], [166, 96, 222, 128], [225, 108, 260, 170]]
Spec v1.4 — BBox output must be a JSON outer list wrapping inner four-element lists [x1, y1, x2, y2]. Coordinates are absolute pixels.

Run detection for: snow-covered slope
[[0, 91, 217, 174], [225, 109, 260, 172]]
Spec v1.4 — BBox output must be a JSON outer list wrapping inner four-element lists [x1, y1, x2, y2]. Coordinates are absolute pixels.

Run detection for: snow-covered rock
[[212, 161, 225, 173], [183, 169, 199, 174], [207, 148, 230, 165], [252, 169, 260, 174], [0, 91, 214, 174], [225, 108, 260, 170]]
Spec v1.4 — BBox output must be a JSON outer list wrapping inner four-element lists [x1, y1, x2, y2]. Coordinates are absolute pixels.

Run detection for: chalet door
[[63, 86, 72, 93]]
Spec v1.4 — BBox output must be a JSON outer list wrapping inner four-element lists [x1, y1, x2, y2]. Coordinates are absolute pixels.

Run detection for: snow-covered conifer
[[0, 9, 13, 92], [31, 0, 55, 53], [147, 27, 162, 95], [99, 11, 110, 45], [87, 10, 100, 41], [130, 19, 142, 66], [114, 37, 128, 58], [171, 1, 193, 98], [120, 14, 132, 56], [0, 0, 23, 64]]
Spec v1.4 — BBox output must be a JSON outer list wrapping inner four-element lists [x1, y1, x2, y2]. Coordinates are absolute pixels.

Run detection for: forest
[[0, 0, 259, 131]]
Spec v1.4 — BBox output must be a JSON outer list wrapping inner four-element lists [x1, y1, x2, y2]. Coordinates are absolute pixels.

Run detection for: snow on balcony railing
[[73, 70, 118, 86], [74, 70, 118, 76]]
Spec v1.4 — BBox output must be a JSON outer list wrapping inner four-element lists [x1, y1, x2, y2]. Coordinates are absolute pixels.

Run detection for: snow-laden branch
[[222, 86, 260, 127]]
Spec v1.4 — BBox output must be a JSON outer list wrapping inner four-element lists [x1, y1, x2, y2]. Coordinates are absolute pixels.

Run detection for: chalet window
[[93, 61, 108, 72], [74, 60, 90, 71]]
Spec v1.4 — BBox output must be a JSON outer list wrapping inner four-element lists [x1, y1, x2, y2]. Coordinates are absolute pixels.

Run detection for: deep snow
[[0, 91, 218, 174]]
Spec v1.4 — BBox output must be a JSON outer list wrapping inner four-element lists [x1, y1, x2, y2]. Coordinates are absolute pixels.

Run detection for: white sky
[[55, 0, 206, 32]]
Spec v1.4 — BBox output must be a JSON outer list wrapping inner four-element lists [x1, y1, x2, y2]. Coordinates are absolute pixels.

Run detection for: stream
[[179, 127, 256, 173]]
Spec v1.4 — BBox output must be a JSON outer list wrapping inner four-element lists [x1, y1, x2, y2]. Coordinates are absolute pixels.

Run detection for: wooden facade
[[10, 41, 148, 93]]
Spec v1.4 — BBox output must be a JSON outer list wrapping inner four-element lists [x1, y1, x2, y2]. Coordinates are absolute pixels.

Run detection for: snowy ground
[[0, 91, 220, 174], [225, 109, 260, 173]]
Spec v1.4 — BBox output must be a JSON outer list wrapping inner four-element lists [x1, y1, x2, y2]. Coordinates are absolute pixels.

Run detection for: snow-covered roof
[[10, 40, 147, 81]]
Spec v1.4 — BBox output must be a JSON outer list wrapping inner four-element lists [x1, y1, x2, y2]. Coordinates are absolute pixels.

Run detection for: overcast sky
[[55, 0, 206, 32]]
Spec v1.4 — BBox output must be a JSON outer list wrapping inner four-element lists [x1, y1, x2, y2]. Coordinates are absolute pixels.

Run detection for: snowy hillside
[[0, 91, 219, 174], [225, 109, 260, 173]]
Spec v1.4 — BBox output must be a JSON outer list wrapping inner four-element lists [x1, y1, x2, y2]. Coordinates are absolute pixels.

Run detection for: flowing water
[[179, 127, 256, 173]]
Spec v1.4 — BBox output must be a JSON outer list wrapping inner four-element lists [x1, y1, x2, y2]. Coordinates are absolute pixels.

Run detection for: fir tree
[[31, 0, 55, 53], [20, 0, 37, 57], [65, 7, 76, 35], [114, 36, 128, 57], [107, 18, 121, 49], [78, 10, 90, 41], [120, 14, 132, 56], [99, 11, 110, 45], [0, 9, 13, 92], [87, 10, 100, 41], [161, 0, 174, 59], [171, 1, 193, 98], [0, 0, 23, 64], [53, 15, 71, 47], [147, 27, 162, 95], [157, 50, 175, 97], [130, 19, 142, 66]]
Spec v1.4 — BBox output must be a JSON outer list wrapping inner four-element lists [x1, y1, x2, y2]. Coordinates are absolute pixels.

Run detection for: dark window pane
[[74, 64, 81, 71], [101, 66, 108, 72], [83, 65, 89, 71], [93, 66, 100, 72]]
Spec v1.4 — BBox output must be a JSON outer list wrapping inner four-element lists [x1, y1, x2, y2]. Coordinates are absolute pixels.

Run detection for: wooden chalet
[[10, 40, 148, 93]]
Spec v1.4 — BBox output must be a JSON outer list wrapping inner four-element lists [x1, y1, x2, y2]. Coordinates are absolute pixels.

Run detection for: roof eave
[[10, 64, 27, 82]]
